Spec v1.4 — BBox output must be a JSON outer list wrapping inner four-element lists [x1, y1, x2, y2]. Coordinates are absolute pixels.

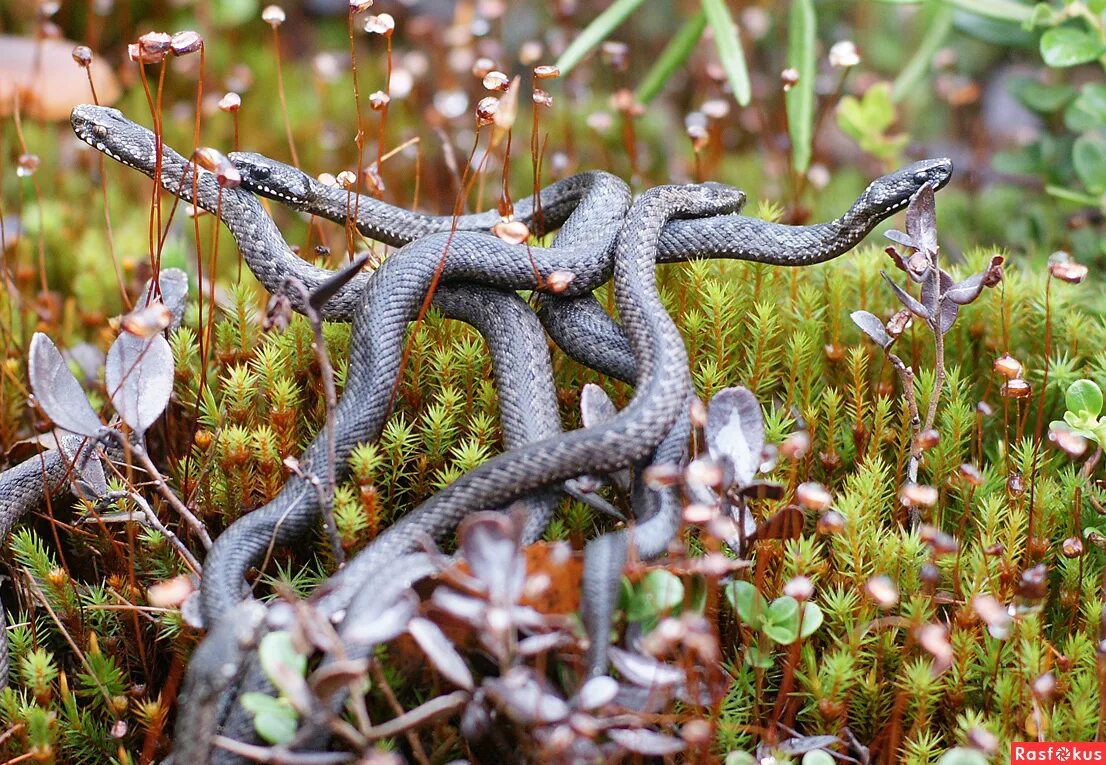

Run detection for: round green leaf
[[240, 693, 298, 745], [258, 631, 307, 683], [802, 752, 836, 765], [799, 602, 824, 639], [1065, 83, 1106, 132], [1040, 27, 1105, 68], [725, 581, 768, 629], [639, 570, 685, 613], [1066, 379, 1103, 418], [937, 748, 988, 765], [1074, 134, 1106, 194], [742, 644, 775, 669], [763, 596, 801, 644], [725, 752, 758, 765]]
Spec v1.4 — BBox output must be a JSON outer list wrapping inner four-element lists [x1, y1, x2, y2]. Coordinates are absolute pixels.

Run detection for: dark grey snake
[[62, 104, 951, 760]]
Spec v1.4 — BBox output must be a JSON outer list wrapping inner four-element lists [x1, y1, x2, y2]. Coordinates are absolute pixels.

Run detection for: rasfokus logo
[[1011, 743, 1106, 763]]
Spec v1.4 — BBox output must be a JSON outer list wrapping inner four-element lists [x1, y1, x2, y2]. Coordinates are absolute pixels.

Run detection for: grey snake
[[11, 104, 954, 760]]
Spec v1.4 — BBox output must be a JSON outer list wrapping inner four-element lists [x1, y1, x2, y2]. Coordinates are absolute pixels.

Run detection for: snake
[[67, 104, 953, 760]]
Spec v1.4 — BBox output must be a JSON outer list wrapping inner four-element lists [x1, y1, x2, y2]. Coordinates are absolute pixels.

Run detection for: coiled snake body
[[57, 104, 952, 761]]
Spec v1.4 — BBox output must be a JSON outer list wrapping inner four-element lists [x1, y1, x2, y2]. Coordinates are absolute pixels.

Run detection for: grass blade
[[701, 0, 751, 106], [786, 0, 817, 173], [892, 2, 953, 102], [636, 10, 708, 104], [555, 0, 647, 76]]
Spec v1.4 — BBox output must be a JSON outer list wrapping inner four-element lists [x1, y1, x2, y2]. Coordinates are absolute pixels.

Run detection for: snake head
[[862, 157, 954, 217], [71, 104, 153, 172], [229, 151, 313, 207]]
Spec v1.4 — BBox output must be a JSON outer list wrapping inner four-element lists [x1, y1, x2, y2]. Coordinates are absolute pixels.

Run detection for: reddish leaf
[[850, 310, 893, 349]]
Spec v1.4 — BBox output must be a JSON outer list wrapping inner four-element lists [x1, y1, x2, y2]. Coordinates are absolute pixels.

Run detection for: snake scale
[[0, 103, 955, 760]]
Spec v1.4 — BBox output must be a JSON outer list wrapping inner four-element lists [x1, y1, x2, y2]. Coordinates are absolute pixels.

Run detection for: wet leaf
[[762, 596, 800, 645], [408, 617, 474, 690], [1067, 380, 1104, 418], [309, 251, 370, 312], [881, 272, 929, 320], [850, 310, 893, 349], [258, 631, 308, 704], [577, 675, 619, 710], [580, 383, 618, 427], [905, 181, 937, 256], [342, 586, 418, 647], [1040, 27, 1105, 68], [59, 437, 108, 498], [485, 667, 569, 724], [607, 727, 686, 756], [140, 268, 189, 330], [105, 333, 173, 435], [706, 387, 764, 487], [309, 659, 370, 703], [944, 256, 1005, 305], [608, 647, 686, 688], [28, 333, 102, 437], [459, 512, 525, 604], [638, 569, 685, 614]]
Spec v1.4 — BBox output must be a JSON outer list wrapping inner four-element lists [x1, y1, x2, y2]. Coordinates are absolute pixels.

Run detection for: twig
[[279, 279, 344, 566], [105, 430, 212, 549], [212, 738, 352, 765], [86, 490, 202, 574]]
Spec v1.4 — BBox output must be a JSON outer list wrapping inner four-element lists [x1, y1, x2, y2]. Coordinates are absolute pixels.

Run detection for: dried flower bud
[[865, 575, 898, 609], [170, 30, 203, 56], [976, 400, 994, 417], [824, 342, 845, 362], [472, 57, 496, 78], [369, 90, 390, 110], [475, 96, 499, 126], [643, 462, 681, 489], [317, 172, 338, 187], [690, 398, 708, 429], [828, 40, 860, 68], [534, 64, 560, 80], [1007, 472, 1024, 495], [780, 67, 800, 91], [147, 575, 194, 607], [783, 576, 814, 601], [916, 429, 940, 450], [796, 481, 831, 511], [958, 463, 983, 486], [546, 270, 575, 293], [900, 483, 938, 508], [972, 594, 1011, 638], [349, 0, 373, 11], [601, 41, 629, 70], [218, 92, 241, 112], [993, 354, 1022, 379], [1031, 672, 1057, 702], [261, 5, 286, 26], [482, 70, 510, 91], [335, 170, 357, 188], [364, 13, 394, 35], [586, 111, 613, 133], [492, 219, 528, 245], [72, 45, 93, 67], [701, 98, 730, 120], [1049, 258, 1088, 284], [1062, 536, 1084, 558], [683, 503, 717, 525], [916, 623, 952, 669], [781, 430, 810, 460], [519, 40, 543, 66], [121, 303, 172, 338], [1049, 425, 1088, 457], [919, 525, 958, 555], [817, 509, 845, 535], [532, 89, 553, 107], [17, 153, 40, 177], [193, 147, 240, 187], [967, 727, 999, 756], [1016, 563, 1048, 601], [611, 88, 643, 116], [1001, 378, 1031, 399], [686, 458, 723, 488]]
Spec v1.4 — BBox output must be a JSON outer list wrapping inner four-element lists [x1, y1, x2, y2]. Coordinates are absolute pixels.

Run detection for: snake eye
[[252, 166, 271, 181], [913, 170, 929, 185], [92, 124, 108, 140]]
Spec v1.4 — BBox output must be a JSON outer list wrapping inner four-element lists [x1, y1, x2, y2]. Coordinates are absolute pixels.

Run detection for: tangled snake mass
[[0, 102, 951, 762]]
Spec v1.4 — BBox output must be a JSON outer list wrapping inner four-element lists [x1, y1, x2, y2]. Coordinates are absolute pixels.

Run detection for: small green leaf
[[743, 644, 775, 668], [762, 596, 801, 645], [555, 0, 647, 76], [1011, 78, 1076, 113], [1066, 83, 1106, 131], [725, 580, 768, 629], [798, 602, 824, 638], [240, 693, 298, 745], [639, 570, 685, 613], [943, 0, 1034, 23], [1073, 134, 1106, 194], [636, 11, 707, 104], [725, 751, 758, 765], [258, 631, 307, 684], [937, 748, 989, 765], [1066, 380, 1104, 418], [1040, 27, 1106, 68], [802, 751, 836, 765], [702, 0, 751, 106]]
